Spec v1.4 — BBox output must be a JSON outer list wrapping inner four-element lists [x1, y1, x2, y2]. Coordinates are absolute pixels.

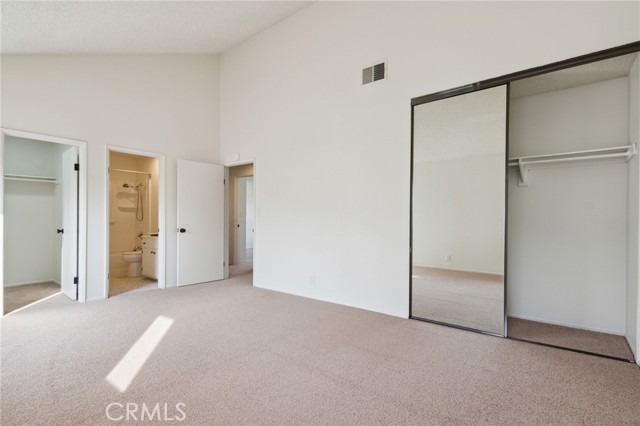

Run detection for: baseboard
[[4, 279, 61, 288], [507, 313, 624, 335], [253, 281, 405, 319]]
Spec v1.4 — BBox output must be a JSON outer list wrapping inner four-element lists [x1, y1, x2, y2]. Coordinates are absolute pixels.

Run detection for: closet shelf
[[508, 143, 637, 186], [3, 174, 58, 183]]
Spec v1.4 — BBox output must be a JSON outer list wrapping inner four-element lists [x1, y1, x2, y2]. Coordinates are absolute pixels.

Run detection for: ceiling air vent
[[362, 62, 386, 85]]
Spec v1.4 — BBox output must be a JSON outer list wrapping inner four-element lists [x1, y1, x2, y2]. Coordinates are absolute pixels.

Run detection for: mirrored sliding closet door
[[411, 85, 507, 335]]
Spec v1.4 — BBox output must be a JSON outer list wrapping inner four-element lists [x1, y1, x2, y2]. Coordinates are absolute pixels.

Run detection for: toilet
[[121, 251, 142, 277]]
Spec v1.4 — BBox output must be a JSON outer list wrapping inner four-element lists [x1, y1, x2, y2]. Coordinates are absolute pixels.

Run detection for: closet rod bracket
[[517, 158, 529, 187], [627, 143, 638, 161]]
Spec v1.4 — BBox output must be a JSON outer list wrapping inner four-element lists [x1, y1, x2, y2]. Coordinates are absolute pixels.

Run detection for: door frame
[[104, 145, 167, 297], [224, 159, 256, 281], [0, 128, 88, 312]]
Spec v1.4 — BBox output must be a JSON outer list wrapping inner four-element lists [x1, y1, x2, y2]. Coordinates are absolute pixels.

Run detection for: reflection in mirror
[[411, 85, 507, 335]]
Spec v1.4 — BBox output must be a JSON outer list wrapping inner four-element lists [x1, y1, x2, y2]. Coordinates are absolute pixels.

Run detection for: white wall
[[4, 135, 59, 176], [628, 54, 640, 358], [3, 136, 60, 286], [220, 1, 639, 317], [508, 79, 629, 334], [1, 55, 220, 300], [509, 78, 629, 157]]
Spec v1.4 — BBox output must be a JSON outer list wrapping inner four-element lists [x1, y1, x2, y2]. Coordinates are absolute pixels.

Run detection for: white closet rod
[[508, 144, 636, 166], [3, 174, 57, 183], [508, 143, 637, 186]]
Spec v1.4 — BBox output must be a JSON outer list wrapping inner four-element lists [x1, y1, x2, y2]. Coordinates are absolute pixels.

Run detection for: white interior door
[[177, 159, 224, 286], [61, 146, 78, 300], [235, 177, 247, 263], [246, 177, 254, 254]]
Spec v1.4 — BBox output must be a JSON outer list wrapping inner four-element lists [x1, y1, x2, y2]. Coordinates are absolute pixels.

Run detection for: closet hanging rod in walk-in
[[508, 143, 637, 186], [3, 174, 57, 183], [109, 168, 151, 177]]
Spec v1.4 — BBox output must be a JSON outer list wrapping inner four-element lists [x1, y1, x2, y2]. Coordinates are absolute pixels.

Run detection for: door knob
[[57, 229, 64, 234], [178, 228, 186, 233]]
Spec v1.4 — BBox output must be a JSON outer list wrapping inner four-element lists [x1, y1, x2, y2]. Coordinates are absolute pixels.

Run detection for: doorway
[[2, 129, 87, 314], [227, 163, 254, 279], [106, 148, 164, 297]]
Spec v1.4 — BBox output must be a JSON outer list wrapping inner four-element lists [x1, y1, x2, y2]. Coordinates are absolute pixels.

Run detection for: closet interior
[[411, 44, 640, 362]]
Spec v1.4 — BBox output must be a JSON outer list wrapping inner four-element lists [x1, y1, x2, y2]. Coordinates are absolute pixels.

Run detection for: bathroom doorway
[[106, 148, 165, 297], [226, 162, 254, 279], [2, 129, 87, 314]]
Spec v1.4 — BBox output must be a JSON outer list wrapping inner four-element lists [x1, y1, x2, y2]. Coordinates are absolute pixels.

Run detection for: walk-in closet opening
[[107, 150, 161, 297], [506, 52, 639, 361], [3, 134, 81, 313], [226, 163, 254, 279]]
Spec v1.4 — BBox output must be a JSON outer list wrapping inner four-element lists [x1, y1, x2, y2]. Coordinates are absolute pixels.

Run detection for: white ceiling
[[1, 1, 314, 54], [511, 52, 638, 98]]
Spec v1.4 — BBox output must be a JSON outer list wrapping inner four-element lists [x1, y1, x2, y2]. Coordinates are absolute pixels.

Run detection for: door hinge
[[224, 179, 226, 184], [74, 163, 79, 171], [74, 276, 78, 285], [223, 261, 226, 267]]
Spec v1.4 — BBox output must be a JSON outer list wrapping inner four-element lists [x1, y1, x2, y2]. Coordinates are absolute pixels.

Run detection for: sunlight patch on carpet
[[106, 315, 174, 392]]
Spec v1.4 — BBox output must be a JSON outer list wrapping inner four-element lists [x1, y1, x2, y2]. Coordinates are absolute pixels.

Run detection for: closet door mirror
[[412, 85, 507, 335]]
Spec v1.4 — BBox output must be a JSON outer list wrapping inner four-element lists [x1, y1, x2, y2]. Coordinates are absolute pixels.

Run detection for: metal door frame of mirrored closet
[[409, 41, 640, 353]]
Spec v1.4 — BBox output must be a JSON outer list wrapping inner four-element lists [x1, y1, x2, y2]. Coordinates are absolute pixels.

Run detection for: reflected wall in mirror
[[412, 85, 507, 335]]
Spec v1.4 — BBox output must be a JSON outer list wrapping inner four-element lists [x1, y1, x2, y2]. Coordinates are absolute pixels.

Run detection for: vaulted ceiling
[[1, 1, 314, 54]]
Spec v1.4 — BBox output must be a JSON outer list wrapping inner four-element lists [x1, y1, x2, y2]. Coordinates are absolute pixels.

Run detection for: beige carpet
[[4, 282, 60, 314], [508, 317, 635, 361], [109, 276, 157, 297], [412, 266, 504, 334], [2, 271, 640, 425], [229, 262, 253, 278]]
